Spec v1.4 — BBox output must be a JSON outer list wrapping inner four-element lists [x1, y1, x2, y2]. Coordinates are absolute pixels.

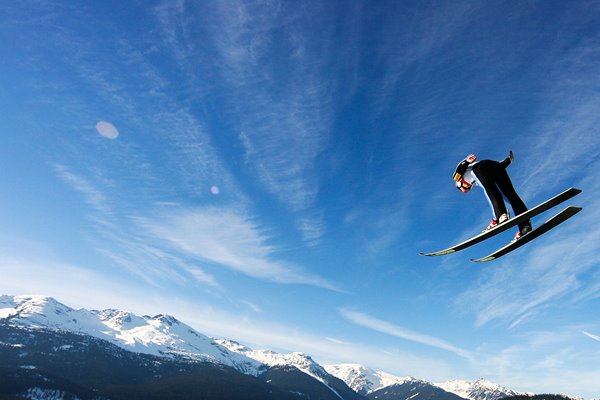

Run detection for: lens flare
[[95, 121, 119, 139]]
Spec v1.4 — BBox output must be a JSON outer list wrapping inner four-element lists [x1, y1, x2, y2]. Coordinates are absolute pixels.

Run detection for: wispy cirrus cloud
[[137, 206, 339, 291], [150, 1, 343, 243], [53, 164, 113, 217], [46, 11, 338, 290], [466, 326, 600, 396], [29, 4, 241, 205], [339, 308, 473, 360], [520, 34, 600, 194], [583, 331, 600, 342], [370, 1, 482, 116], [53, 164, 221, 289], [192, 2, 343, 243], [455, 240, 589, 328]]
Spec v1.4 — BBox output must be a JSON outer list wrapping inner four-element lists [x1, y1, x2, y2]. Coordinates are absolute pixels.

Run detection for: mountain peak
[[217, 340, 330, 381], [0, 295, 263, 375], [1, 295, 527, 400], [324, 363, 413, 395], [437, 378, 522, 400]]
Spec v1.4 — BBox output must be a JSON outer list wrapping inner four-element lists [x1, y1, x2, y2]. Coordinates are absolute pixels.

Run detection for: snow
[[436, 378, 522, 400], [216, 340, 344, 399], [1, 295, 525, 400], [24, 387, 69, 400], [323, 363, 413, 394], [324, 364, 523, 400], [0, 295, 19, 318], [0, 295, 263, 375]]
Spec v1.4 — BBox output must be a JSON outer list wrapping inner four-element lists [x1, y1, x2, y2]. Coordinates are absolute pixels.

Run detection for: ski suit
[[457, 155, 531, 233]]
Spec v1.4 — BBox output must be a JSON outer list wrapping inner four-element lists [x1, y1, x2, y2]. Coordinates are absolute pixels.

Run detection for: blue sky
[[1, 1, 599, 397]]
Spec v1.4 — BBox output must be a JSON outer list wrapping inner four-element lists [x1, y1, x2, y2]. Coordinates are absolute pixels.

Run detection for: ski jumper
[[454, 154, 531, 233]]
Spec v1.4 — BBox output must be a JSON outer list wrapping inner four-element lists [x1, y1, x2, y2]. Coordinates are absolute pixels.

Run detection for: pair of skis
[[420, 187, 582, 262]]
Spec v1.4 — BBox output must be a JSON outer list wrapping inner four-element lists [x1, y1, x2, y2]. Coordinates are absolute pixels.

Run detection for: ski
[[420, 187, 581, 257], [471, 206, 582, 262]]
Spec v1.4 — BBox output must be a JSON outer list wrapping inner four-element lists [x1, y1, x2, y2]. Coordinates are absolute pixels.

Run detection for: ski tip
[[471, 256, 495, 262], [563, 205, 583, 216], [420, 249, 455, 257], [569, 187, 583, 194]]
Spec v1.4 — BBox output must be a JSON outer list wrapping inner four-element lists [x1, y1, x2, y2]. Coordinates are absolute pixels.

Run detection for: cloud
[[344, 202, 410, 256], [0, 256, 153, 314], [192, 2, 341, 243], [339, 308, 473, 360], [52, 164, 221, 290], [54, 164, 112, 217], [137, 206, 339, 290], [583, 331, 600, 342], [369, 1, 482, 116], [520, 35, 600, 194], [97, 238, 220, 290], [465, 327, 600, 397]]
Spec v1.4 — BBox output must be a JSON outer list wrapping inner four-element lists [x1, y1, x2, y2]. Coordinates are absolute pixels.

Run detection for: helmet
[[452, 154, 477, 181]]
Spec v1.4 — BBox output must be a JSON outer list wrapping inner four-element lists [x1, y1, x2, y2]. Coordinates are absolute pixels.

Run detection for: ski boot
[[512, 224, 533, 242], [482, 213, 510, 232]]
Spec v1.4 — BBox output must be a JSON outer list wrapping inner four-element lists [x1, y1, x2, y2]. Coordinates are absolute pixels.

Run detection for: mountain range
[[0, 295, 564, 400]]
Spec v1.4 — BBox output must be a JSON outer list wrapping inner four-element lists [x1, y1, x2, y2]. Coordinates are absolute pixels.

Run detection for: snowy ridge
[[217, 339, 327, 377], [322, 364, 525, 400], [217, 339, 344, 399], [323, 363, 413, 395], [436, 378, 523, 400], [1, 295, 527, 400], [0, 295, 263, 375]]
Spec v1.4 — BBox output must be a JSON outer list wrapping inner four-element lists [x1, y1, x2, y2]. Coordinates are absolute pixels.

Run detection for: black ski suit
[[458, 155, 531, 233]]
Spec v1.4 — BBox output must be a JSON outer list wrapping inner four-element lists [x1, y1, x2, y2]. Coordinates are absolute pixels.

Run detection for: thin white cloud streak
[[53, 164, 113, 217], [583, 331, 600, 342], [96, 237, 220, 290], [137, 206, 339, 291], [339, 308, 473, 360]]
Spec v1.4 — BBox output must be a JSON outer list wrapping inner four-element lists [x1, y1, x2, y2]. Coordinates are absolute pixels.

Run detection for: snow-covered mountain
[[0, 295, 528, 400], [436, 379, 522, 400], [0, 294, 262, 375], [323, 363, 523, 400], [323, 363, 413, 395], [216, 339, 352, 399], [217, 339, 325, 377]]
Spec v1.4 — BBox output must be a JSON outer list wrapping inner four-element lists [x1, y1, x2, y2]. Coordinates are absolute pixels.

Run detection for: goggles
[[456, 178, 472, 193]]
